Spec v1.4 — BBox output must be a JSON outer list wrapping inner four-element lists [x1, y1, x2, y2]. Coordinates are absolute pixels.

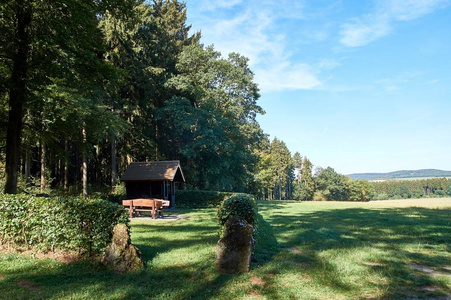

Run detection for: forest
[[1, 0, 265, 196], [1, 0, 449, 202]]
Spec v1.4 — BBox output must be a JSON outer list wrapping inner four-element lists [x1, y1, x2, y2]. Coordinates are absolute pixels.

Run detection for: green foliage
[[269, 138, 293, 200], [255, 137, 294, 200], [447, 185, 451, 196], [0, 194, 128, 254], [347, 180, 375, 202], [293, 183, 314, 201], [1, 0, 267, 197], [158, 43, 264, 192], [293, 156, 315, 200], [372, 178, 451, 200], [315, 167, 349, 201], [313, 190, 327, 201], [1, 0, 136, 193], [176, 190, 252, 208], [373, 193, 389, 200], [217, 194, 258, 233], [216, 194, 259, 251]]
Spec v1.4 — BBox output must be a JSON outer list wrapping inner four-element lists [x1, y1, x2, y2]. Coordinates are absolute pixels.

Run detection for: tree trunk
[[95, 145, 101, 185], [25, 151, 31, 186], [40, 141, 46, 193], [111, 134, 117, 189], [82, 122, 88, 198], [64, 140, 69, 190], [154, 123, 158, 160], [4, 2, 32, 194]]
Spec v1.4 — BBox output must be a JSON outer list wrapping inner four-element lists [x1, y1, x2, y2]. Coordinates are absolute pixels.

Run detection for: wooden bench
[[122, 198, 170, 219]]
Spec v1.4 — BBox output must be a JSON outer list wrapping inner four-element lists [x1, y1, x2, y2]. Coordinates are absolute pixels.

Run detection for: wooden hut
[[121, 161, 185, 207]]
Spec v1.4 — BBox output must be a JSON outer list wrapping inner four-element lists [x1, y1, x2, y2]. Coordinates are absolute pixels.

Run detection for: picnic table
[[122, 198, 169, 219]]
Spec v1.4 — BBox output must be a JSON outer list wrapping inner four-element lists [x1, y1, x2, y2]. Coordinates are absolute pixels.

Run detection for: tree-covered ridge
[[348, 169, 451, 181]]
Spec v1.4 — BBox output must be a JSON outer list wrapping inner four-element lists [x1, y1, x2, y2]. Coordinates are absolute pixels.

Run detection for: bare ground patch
[[248, 291, 264, 299], [17, 279, 41, 292], [281, 247, 312, 267], [250, 276, 267, 287], [0, 244, 88, 264], [363, 262, 387, 267], [281, 247, 303, 255], [409, 264, 451, 277], [130, 214, 190, 221]]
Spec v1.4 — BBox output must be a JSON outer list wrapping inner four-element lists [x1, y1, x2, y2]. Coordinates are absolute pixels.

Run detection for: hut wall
[[125, 181, 166, 199], [126, 182, 151, 199]]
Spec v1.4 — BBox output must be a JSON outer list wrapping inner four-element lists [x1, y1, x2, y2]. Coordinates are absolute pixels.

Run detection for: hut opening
[[120, 161, 185, 207]]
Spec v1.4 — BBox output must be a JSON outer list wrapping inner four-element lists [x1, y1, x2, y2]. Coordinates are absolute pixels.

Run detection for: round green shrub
[[217, 194, 258, 231]]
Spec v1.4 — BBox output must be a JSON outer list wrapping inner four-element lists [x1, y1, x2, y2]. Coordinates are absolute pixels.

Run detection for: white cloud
[[197, 0, 243, 10], [317, 58, 341, 70], [340, 0, 450, 47], [255, 63, 322, 92], [386, 0, 450, 20], [374, 70, 424, 92], [340, 14, 391, 47], [189, 2, 326, 92]]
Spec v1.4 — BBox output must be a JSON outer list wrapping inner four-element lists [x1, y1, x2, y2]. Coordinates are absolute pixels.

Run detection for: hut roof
[[121, 161, 185, 182]]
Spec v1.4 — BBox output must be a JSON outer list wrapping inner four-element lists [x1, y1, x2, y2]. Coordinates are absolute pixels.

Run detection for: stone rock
[[216, 218, 253, 275], [102, 223, 144, 273]]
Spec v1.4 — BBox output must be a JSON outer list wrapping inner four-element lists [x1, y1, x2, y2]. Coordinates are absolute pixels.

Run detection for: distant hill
[[347, 169, 451, 181]]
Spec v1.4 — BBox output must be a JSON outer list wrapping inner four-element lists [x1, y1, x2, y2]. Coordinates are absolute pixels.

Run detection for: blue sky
[[184, 0, 451, 174]]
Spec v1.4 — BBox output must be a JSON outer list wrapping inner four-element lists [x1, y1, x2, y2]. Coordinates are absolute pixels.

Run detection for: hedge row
[[0, 194, 128, 255], [175, 190, 254, 208]]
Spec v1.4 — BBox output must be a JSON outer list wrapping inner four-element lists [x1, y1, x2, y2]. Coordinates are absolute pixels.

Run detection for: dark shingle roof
[[121, 161, 185, 182]]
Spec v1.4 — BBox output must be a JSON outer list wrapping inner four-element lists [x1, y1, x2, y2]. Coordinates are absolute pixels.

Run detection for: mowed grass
[[0, 199, 450, 299]]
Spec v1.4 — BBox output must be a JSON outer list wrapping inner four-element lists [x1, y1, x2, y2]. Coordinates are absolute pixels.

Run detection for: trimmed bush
[[216, 194, 258, 274], [176, 190, 253, 208], [217, 194, 258, 237], [0, 194, 128, 255]]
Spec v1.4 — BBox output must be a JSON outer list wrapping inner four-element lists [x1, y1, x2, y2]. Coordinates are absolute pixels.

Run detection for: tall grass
[[0, 199, 450, 299]]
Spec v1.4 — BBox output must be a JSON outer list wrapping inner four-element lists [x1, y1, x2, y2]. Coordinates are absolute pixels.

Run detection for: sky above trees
[[185, 0, 451, 174]]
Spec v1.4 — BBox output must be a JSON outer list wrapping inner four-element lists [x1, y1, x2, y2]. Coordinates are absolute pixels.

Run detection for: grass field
[[0, 199, 450, 299]]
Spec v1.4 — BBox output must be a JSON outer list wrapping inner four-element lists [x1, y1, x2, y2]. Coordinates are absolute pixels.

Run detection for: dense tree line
[[1, 0, 266, 196], [253, 139, 375, 201], [253, 140, 451, 200], [372, 178, 451, 200]]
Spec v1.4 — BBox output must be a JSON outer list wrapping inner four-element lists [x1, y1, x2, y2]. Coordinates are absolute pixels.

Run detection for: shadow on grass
[[257, 200, 296, 212], [2, 204, 448, 299], [0, 237, 233, 299], [262, 205, 451, 298], [0, 256, 235, 299], [252, 213, 279, 267], [0, 211, 280, 299], [131, 223, 219, 262]]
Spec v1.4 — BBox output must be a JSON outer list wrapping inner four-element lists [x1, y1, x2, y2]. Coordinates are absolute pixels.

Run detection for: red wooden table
[[122, 198, 167, 218]]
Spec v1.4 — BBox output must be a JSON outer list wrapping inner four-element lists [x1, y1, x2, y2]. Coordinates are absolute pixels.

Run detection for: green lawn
[[1, 199, 450, 299]]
